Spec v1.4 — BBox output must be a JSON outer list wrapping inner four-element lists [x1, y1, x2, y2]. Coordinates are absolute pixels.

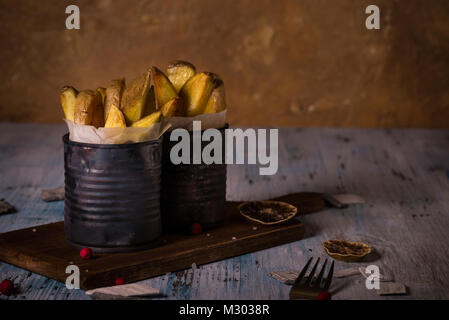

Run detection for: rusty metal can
[[63, 134, 162, 253], [161, 125, 227, 232]]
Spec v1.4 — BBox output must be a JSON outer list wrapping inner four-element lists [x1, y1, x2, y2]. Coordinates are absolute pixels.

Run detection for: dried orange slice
[[323, 240, 371, 262], [238, 201, 297, 225]]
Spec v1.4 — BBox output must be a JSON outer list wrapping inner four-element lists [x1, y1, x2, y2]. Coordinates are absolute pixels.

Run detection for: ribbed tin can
[[63, 134, 162, 253], [161, 125, 227, 232]]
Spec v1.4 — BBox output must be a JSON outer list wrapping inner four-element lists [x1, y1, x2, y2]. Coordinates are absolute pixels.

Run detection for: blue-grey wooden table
[[1, 123, 449, 300]]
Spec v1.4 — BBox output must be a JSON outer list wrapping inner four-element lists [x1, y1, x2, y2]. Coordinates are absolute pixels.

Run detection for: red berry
[[0, 279, 14, 296], [115, 277, 125, 285], [80, 247, 92, 260], [191, 222, 202, 235], [317, 290, 332, 300]]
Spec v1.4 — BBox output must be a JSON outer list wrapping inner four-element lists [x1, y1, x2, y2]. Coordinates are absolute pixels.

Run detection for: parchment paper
[[65, 110, 225, 144], [162, 110, 227, 131], [64, 119, 171, 144]]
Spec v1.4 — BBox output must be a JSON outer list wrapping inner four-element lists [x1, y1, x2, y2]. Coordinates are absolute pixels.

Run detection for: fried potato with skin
[[180, 72, 219, 117], [96, 87, 106, 105], [161, 97, 185, 117], [74, 90, 102, 125], [167, 60, 196, 93], [131, 111, 161, 127], [152, 66, 177, 109], [91, 91, 105, 128], [60, 86, 78, 121], [142, 85, 157, 118], [104, 105, 126, 128], [121, 71, 152, 124], [104, 78, 125, 121], [203, 79, 226, 114]]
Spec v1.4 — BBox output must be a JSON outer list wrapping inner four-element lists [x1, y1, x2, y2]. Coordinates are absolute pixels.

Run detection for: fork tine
[[304, 257, 320, 286], [313, 258, 328, 288], [293, 257, 313, 285], [323, 260, 335, 290]]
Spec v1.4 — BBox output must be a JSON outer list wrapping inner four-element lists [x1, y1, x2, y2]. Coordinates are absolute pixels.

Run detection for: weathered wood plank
[[0, 214, 304, 290], [1, 123, 449, 299]]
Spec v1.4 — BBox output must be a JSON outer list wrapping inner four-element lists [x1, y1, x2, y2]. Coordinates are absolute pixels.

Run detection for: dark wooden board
[[0, 194, 321, 290]]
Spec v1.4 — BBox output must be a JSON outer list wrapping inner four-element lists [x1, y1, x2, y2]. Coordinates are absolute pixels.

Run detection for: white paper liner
[[64, 119, 171, 144], [64, 110, 226, 144], [162, 110, 227, 131]]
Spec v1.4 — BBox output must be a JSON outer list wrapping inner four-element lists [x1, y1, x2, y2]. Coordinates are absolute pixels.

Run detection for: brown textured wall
[[0, 0, 448, 127]]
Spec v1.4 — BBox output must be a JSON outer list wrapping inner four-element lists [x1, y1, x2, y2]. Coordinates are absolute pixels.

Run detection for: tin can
[[161, 125, 227, 232], [63, 134, 162, 253]]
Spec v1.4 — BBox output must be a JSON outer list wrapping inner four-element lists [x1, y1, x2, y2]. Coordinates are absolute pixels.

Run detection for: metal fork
[[289, 257, 334, 300]]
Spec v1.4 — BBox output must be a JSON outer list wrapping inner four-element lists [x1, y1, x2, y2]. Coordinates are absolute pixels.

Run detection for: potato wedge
[[91, 91, 105, 128], [167, 60, 196, 93], [104, 105, 126, 128], [152, 66, 177, 109], [96, 87, 106, 105], [74, 90, 102, 125], [104, 78, 125, 121], [143, 85, 157, 118], [131, 111, 161, 127], [180, 72, 219, 117], [60, 86, 78, 121], [121, 71, 152, 124], [203, 79, 226, 114], [161, 97, 185, 117]]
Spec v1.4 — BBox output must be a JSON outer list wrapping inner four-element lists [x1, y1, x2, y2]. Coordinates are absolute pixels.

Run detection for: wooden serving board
[[0, 193, 323, 290]]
